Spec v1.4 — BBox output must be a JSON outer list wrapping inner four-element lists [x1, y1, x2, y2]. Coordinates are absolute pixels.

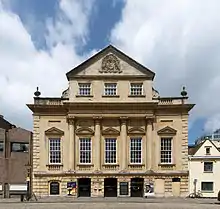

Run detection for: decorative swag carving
[[75, 127, 94, 136], [102, 127, 120, 135], [127, 127, 145, 135]]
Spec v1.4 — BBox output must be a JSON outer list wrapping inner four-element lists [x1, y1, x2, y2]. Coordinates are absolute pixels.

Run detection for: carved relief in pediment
[[99, 54, 122, 73]]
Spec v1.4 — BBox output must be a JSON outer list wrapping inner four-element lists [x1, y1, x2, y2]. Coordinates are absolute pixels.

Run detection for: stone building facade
[[27, 45, 194, 198]]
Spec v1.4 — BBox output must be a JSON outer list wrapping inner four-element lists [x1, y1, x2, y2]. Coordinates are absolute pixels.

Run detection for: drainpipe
[[3, 130, 10, 198]]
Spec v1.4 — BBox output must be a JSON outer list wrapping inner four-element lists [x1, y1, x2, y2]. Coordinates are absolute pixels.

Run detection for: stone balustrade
[[34, 98, 68, 105]]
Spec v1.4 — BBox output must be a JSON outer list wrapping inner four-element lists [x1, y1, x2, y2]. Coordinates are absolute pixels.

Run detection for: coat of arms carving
[[99, 54, 122, 73]]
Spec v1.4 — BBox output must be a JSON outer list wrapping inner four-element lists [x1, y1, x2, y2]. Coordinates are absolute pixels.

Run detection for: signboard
[[9, 184, 27, 191], [50, 182, 59, 195], [119, 182, 128, 195], [67, 181, 77, 196], [67, 182, 76, 189], [144, 183, 155, 197]]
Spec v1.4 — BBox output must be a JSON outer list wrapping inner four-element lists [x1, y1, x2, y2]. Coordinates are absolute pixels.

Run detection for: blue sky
[[1, 0, 220, 144]]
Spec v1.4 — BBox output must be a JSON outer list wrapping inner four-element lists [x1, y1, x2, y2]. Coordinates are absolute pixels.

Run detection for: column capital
[[120, 116, 128, 124], [93, 116, 102, 124], [66, 115, 75, 124], [145, 115, 154, 124]]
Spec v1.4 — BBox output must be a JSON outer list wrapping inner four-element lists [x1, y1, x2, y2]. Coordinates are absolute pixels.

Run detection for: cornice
[[27, 102, 194, 115], [34, 170, 188, 177]]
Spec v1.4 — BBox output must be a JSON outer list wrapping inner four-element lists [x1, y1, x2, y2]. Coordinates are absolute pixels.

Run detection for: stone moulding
[[45, 127, 64, 135], [33, 170, 189, 177], [127, 127, 145, 135], [102, 127, 120, 135], [157, 126, 177, 136], [75, 127, 94, 135]]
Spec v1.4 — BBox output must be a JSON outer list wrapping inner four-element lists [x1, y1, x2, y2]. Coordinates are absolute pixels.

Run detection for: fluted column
[[94, 117, 102, 170], [120, 117, 128, 170], [67, 116, 75, 170], [146, 117, 153, 170]]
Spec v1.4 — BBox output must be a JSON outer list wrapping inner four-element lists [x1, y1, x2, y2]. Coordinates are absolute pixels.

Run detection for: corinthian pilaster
[[94, 116, 102, 171], [120, 117, 128, 170], [146, 116, 153, 170], [67, 116, 75, 171]]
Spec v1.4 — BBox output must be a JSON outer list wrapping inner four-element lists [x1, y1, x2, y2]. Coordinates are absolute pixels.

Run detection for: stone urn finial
[[34, 87, 41, 97], [181, 86, 187, 97]]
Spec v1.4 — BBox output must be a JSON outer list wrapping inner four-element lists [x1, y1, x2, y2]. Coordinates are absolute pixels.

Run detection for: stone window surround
[[77, 82, 92, 96], [157, 126, 177, 166], [45, 127, 64, 166], [75, 126, 94, 167], [129, 82, 144, 96]]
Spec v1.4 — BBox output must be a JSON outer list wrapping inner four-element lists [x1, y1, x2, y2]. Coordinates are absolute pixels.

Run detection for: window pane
[[130, 138, 142, 163], [201, 182, 213, 191], [105, 138, 116, 163], [79, 83, 91, 96], [130, 83, 143, 95], [204, 162, 213, 172], [11, 142, 29, 152], [49, 138, 61, 164], [160, 138, 172, 163], [104, 83, 117, 96], [79, 138, 91, 163]]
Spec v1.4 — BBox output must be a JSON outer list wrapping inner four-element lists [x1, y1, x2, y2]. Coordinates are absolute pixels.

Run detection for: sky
[[0, 0, 220, 144]]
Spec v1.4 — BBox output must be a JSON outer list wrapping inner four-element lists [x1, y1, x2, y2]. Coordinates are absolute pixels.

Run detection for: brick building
[[0, 115, 32, 197]]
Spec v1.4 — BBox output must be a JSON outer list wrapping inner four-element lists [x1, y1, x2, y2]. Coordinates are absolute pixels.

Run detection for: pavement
[[0, 197, 219, 209]]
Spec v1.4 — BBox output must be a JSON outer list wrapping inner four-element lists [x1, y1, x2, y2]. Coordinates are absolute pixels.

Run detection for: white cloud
[[111, 0, 220, 133], [0, 0, 96, 129]]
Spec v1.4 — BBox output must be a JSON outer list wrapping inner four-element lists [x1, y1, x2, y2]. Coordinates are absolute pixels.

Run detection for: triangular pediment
[[128, 127, 145, 135], [102, 127, 120, 135], [75, 127, 94, 135], [193, 139, 220, 156], [66, 45, 155, 80], [45, 127, 64, 135], [157, 126, 177, 135]]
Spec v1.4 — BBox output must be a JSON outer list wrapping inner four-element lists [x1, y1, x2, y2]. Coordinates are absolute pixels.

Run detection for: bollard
[[20, 194, 24, 202]]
